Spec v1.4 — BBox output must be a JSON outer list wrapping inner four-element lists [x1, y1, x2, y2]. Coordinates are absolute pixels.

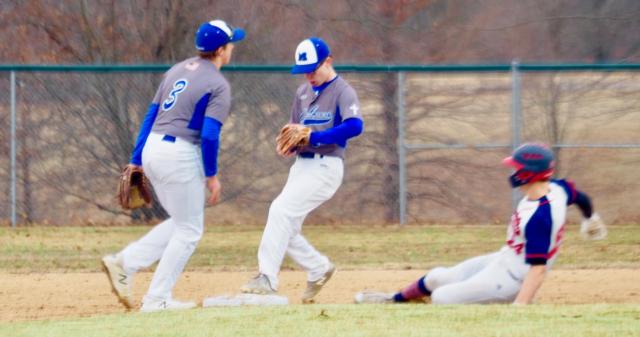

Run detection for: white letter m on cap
[[294, 39, 318, 65]]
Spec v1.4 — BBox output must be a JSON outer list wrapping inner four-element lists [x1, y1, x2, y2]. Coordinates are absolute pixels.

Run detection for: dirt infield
[[2, 269, 639, 322]]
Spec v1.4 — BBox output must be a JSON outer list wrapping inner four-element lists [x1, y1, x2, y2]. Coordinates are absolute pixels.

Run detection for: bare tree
[[2, 0, 640, 224]]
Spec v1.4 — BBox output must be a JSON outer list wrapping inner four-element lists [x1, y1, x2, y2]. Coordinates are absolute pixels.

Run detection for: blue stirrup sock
[[393, 276, 431, 302]]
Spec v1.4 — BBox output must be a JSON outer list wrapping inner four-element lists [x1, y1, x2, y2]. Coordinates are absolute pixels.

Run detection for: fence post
[[510, 60, 522, 209], [10, 71, 17, 228], [397, 71, 407, 225]]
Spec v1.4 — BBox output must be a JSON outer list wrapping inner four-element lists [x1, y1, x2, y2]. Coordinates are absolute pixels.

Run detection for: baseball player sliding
[[241, 37, 364, 303], [356, 143, 607, 305], [102, 19, 245, 312]]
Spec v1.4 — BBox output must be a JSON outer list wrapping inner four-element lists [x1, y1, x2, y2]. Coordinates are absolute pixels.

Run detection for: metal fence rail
[[3, 63, 640, 227]]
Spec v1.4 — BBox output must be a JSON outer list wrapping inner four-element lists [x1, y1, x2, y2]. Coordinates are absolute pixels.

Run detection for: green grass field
[[2, 304, 639, 337], [0, 224, 638, 272], [1, 224, 639, 336]]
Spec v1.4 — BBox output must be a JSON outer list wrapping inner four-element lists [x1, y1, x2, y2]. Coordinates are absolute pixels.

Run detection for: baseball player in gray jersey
[[241, 37, 364, 303], [102, 20, 245, 312]]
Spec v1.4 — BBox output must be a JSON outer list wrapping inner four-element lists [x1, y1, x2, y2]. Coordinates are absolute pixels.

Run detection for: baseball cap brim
[[502, 156, 524, 170], [291, 63, 320, 74], [230, 28, 245, 42]]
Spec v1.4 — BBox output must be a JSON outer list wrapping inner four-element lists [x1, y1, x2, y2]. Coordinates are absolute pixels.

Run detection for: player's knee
[[173, 222, 203, 243], [430, 288, 457, 305], [269, 197, 284, 212], [268, 198, 294, 220], [430, 289, 446, 305], [425, 267, 449, 290]]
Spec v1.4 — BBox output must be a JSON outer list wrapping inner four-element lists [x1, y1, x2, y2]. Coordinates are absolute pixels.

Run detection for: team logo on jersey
[[185, 62, 200, 71], [506, 212, 524, 254], [162, 79, 188, 111], [302, 105, 332, 125], [349, 103, 359, 115]]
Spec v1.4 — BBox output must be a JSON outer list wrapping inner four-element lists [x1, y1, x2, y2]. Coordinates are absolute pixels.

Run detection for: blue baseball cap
[[291, 37, 331, 74], [195, 20, 245, 52]]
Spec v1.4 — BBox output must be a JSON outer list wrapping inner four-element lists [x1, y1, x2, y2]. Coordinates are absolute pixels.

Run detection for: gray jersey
[[151, 57, 231, 143], [290, 76, 362, 158]]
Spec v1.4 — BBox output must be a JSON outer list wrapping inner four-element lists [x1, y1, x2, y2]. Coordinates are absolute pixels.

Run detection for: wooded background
[[1, 1, 639, 226]]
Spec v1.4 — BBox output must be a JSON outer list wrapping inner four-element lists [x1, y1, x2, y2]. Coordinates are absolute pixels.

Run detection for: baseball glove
[[276, 123, 311, 157], [117, 165, 152, 210], [580, 213, 607, 240]]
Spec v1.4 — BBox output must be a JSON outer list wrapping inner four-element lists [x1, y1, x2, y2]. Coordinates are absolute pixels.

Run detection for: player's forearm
[[574, 190, 593, 218], [309, 118, 363, 146], [201, 117, 222, 177], [514, 265, 546, 305]]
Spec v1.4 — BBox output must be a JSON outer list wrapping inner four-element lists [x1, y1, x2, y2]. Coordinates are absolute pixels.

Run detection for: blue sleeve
[[574, 191, 593, 218], [524, 200, 553, 265], [130, 103, 159, 165], [201, 117, 222, 177], [309, 118, 363, 147], [554, 179, 593, 218]]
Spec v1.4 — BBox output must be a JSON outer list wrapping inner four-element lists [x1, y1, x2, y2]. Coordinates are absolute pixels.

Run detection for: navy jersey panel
[[524, 197, 553, 265]]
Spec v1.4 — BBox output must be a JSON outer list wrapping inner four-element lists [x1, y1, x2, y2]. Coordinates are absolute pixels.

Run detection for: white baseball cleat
[[240, 274, 276, 295], [354, 291, 395, 304], [101, 254, 134, 309], [140, 298, 197, 313], [301, 263, 336, 304]]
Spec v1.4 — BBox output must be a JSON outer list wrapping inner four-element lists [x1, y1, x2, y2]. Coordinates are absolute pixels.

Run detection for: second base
[[202, 293, 289, 307]]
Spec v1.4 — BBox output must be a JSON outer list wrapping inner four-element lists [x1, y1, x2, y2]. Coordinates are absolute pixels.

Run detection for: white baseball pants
[[425, 250, 524, 304], [119, 132, 205, 302], [258, 155, 343, 290]]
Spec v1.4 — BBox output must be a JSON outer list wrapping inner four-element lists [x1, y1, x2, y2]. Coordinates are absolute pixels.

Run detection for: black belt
[[299, 152, 324, 159]]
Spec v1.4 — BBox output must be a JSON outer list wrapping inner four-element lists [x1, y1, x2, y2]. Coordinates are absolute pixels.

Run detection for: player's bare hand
[[207, 176, 222, 205]]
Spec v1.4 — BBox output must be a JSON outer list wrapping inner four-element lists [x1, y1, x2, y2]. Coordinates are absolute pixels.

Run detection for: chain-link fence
[[0, 71, 9, 225], [2, 64, 640, 227]]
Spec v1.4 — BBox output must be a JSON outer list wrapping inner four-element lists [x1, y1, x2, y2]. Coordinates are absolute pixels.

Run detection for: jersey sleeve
[[204, 82, 232, 124], [553, 179, 578, 205], [337, 86, 362, 121], [152, 80, 164, 104], [289, 87, 303, 124], [524, 200, 553, 265]]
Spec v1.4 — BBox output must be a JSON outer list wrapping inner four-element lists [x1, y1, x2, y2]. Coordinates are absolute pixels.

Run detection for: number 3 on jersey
[[162, 79, 188, 111]]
